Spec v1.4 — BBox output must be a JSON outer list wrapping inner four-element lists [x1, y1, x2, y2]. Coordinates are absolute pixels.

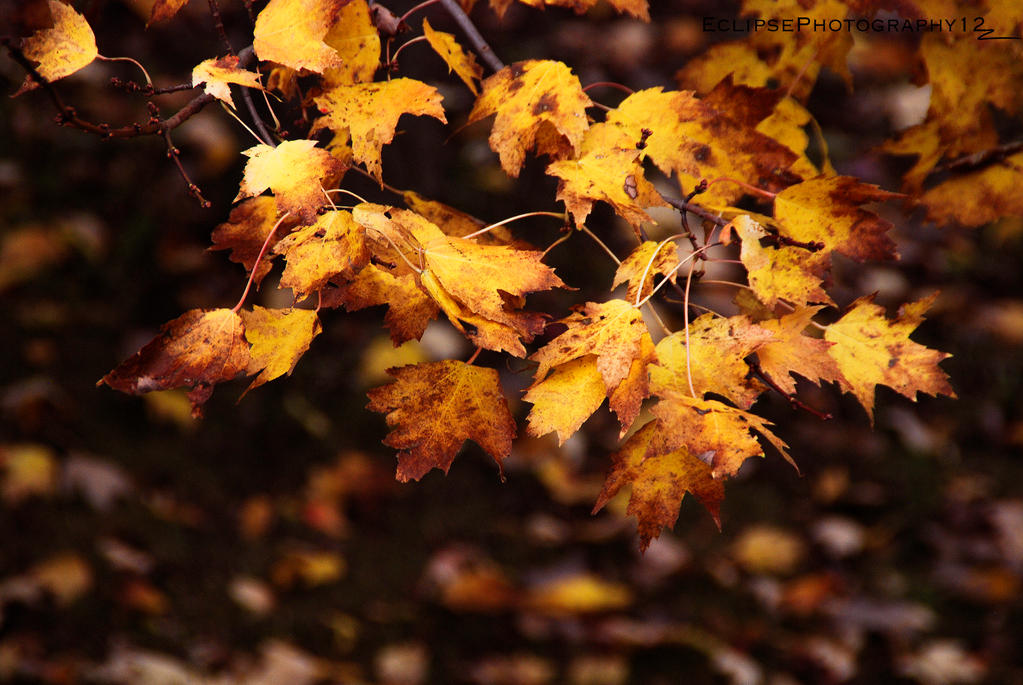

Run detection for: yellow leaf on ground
[[15, 0, 96, 95], [733, 214, 834, 308], [236, 140, 345, 225], [367, 360, 517, 481], [241, 307, 321, 394], [593, 420, 723, 550], [756, 306, 844, 396], [824, 294, 955, 423], [314, 79, 446, 181], [210, 196, 288, 288], [524, 356, 606, 445], [423, 18, 482, 95], [531, 299, 647, 394], [323, 0, 380, 86], [650, 314, 774, 410], [191, 55, 262, 109], [100, 309, 249, 416], [326, 265, 439, 345], [468, 60, 593, 177], [273, 210, 369, 300], [613, 241, 680, 304], [773, 176, 900, 262], [253, 0, 347, 73]]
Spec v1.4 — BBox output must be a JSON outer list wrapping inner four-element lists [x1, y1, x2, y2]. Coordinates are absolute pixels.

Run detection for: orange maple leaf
[[273, 210, 369, 301], [468, 60, 593, 177], [99, 309, 249, 416], [756, 306, 845, 396], [824, 293, 956, 423], [210, 197, 289, 288], [367, 361, 516, 481]]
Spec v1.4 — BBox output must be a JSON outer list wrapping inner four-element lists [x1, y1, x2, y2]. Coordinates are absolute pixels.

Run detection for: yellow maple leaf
[[253, 0, 347, 73], [756, 96, 833, 178], [367, 360, 517, 481], [273, 210, 369, 300], [650, 314, 774, 410], [313, 79, 446, 181], [241, 307, 321, 394], [100, 309, 249, 416], [531, 299, 647, 394], [423, 18, 482, 95], [917, 151, 1023, 228], [191, 55, 262, 109], [756, 306, 844, 396], [593, 420, 723, 550], [773, 176, 900, 262], [468, 60, 593, 177], [607, 333, 656, 435], [732, 214, 834, 308], [824, 294, 955, 423], [524, 356, 606, 445], [323, 0, 380, 86], [15, 0, 97, 96], [236, 140, 345, 225], [612, 241, 680, 304], [326, 264, 438, 345], [403, 191, 516, 245], [650, 391, 792, 479], [601, 86, 798, 205], [420, 269, 529, 355]]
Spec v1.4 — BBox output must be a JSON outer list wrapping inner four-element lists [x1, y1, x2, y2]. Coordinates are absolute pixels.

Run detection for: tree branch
[[437, 0, 504, 73]]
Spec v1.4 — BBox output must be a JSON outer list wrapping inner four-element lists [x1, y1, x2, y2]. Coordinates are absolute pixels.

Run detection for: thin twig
[[240, 87, 275, 146], [207, 0, 234, 54], [748, 357, 833, 421], [163, 129, 211, 207], [437, 0, 504, 72], [659, 192, 729, 228]]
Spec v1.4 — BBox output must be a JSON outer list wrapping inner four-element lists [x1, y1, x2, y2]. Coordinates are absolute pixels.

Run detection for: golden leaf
[[917, 151, 1023, 228], [756, 306, 845, 396], [323, 0, 380, 86], [468, 60, 593, 177], [423, 18, 482, 95], [210, 197, 289, 288], [273, 210, 369, 300], [191, 55, 262, 109], [313, 79, 446, 181], [241, 307, 321, 394], [253, 0, 347, 73], [524, 356, 606, 445], [148, 0, 190, 25], [236, 140, 345, 225], [824, 294, 956, 423], [367, 360, 516, 481], [326, 264, 438, 345], [15, 0, 97, 96], [732, 214, 834, 308], [612, 241, 680, 304]]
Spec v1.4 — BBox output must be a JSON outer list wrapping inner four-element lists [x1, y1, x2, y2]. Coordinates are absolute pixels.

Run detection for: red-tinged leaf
[[210, 196, 288, 288], [367, 360, 516, 481], [99, 309, 249, 417]]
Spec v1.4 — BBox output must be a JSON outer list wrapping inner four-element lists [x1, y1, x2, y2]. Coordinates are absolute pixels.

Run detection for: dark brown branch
[[207, 0, 234, 54], [163, 129, 211, 207], [437, 0, 504, 73], [660, 192, 729, 228], [932, 140, 1023, 174]]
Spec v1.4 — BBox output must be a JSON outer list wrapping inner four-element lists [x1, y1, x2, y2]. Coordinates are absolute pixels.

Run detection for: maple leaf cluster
[[17, 0, 1009, 551]]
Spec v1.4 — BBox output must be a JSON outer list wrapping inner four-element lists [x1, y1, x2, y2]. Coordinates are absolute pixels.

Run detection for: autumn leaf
[[313, 79, 446, 181], [650, 391, 792, 479], [732, 214, 833, 308], [608, 333, 656, 435], [423, 18, 482, 95], [531, 299, 647, 393], [403, 191, 516, 245], [917, 151, 1023, 228], [367, 360, 516, 481], [148, 0, 190, 24], [210, 197, 287, 288], [468, 60, 593, 177], [650, 314, 774, 410], [547, 130, 665, 228], [191, 56, 262, 109], [273, 210, 369, 300], [99, 309, 249, 417], [326, 265, 439, 345], [612, 241, 680, 304], [323, 0, 380, 86], [824, 293, 955, 423], [14, 0, 97, 96], [524, 356, 605, 445], [253, 0, 348, 73], [241, 307, 321, 394], [600, 86, 798, 205], [236, 140, 345, 224], [756, 306, 844, 396], [492, 0, 649, 20], [773, 176, 900, 262], [593, 420, 723, 550]]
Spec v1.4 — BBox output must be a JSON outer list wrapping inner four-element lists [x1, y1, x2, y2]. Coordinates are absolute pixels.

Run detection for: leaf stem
[[462, 211, 566, 240], [390, 35, 428, 66], [579, 225, 621, 265], [399, 0, 441, 24], [437, 0, 504, 72], [96, 54, 153, 86], [232, 212, 292, 312]]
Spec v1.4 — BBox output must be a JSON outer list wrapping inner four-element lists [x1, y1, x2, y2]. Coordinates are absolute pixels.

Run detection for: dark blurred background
[[2, 0, 1022, 683]]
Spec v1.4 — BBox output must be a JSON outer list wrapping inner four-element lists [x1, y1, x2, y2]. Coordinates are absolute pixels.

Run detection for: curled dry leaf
[[191, 55, 263, 109], [423, 18, 483, 95]]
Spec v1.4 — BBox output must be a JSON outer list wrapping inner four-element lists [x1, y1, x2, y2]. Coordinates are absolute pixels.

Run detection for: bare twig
[[437, 0, 504, 72], [163, 129, 211, 207], [207, 0, 234, 54]]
